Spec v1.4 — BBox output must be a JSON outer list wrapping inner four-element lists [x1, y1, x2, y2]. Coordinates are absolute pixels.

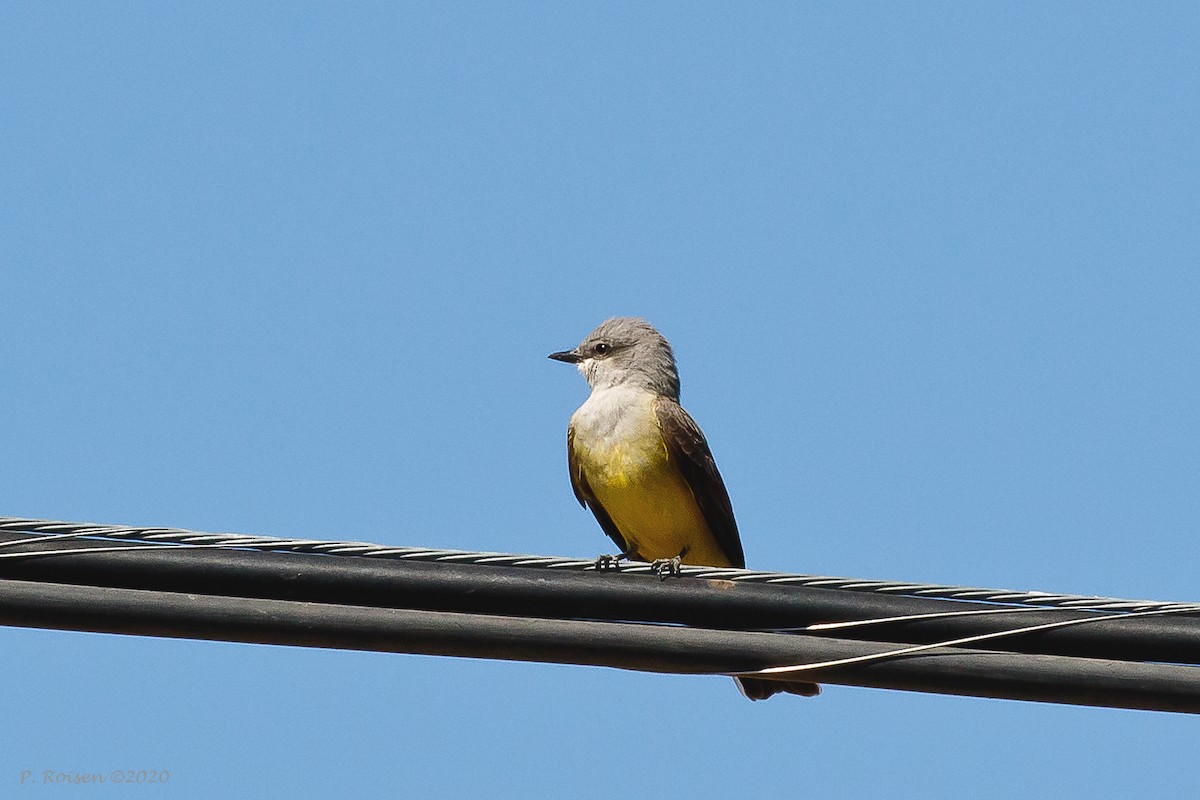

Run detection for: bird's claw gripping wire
[[651, 556, 683, 580], [594, 552, 630, 571]]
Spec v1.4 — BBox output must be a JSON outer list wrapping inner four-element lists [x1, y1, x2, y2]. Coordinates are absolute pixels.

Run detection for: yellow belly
[[578, 439, 733, 567]]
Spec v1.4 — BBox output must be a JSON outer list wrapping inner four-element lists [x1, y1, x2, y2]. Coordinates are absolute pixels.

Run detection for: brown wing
[[654, 398, 746, 568], [567, 423, 631, 554]]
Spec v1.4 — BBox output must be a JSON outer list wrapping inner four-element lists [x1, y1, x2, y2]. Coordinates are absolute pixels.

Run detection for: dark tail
[[734, 677, 821, 701]]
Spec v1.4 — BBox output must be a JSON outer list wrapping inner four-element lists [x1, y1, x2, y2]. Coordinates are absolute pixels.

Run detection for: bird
[[549, 317, 819, 700]]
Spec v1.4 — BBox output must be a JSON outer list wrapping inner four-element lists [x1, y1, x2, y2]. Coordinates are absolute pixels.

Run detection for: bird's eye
[[594, 342, 610, 356]]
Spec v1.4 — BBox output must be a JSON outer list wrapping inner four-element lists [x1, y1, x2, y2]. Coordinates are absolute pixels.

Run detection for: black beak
[[548, 349, 581, 364]]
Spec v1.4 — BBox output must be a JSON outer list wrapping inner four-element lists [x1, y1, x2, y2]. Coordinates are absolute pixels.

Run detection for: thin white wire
[[744, 606, 1200, 677]]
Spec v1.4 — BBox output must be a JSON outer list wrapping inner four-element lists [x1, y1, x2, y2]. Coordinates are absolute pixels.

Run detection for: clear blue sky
[[3, 2, 1198, 796]]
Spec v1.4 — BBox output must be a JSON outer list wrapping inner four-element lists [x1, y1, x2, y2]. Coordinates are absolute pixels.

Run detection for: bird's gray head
[[548, 317, 681, 399]]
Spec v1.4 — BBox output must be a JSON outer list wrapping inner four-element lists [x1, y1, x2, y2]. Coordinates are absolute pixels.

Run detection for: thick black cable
[[2, 577, 1198, 713], [0, 530, 1198, 666], [0, 516, 1185, 614]]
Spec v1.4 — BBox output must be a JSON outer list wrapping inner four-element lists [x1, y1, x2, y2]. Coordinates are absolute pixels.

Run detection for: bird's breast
[[570, 388, 727, 564], [570, 388, 667, 486]]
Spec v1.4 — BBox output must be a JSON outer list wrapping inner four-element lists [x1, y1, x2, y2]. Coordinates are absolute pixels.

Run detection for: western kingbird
[[549, 317, 819, 700]]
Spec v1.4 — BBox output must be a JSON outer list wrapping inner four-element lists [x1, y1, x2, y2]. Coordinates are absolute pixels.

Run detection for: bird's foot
[[594, 553, 628, 572], [651, 556, 683, 580]]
